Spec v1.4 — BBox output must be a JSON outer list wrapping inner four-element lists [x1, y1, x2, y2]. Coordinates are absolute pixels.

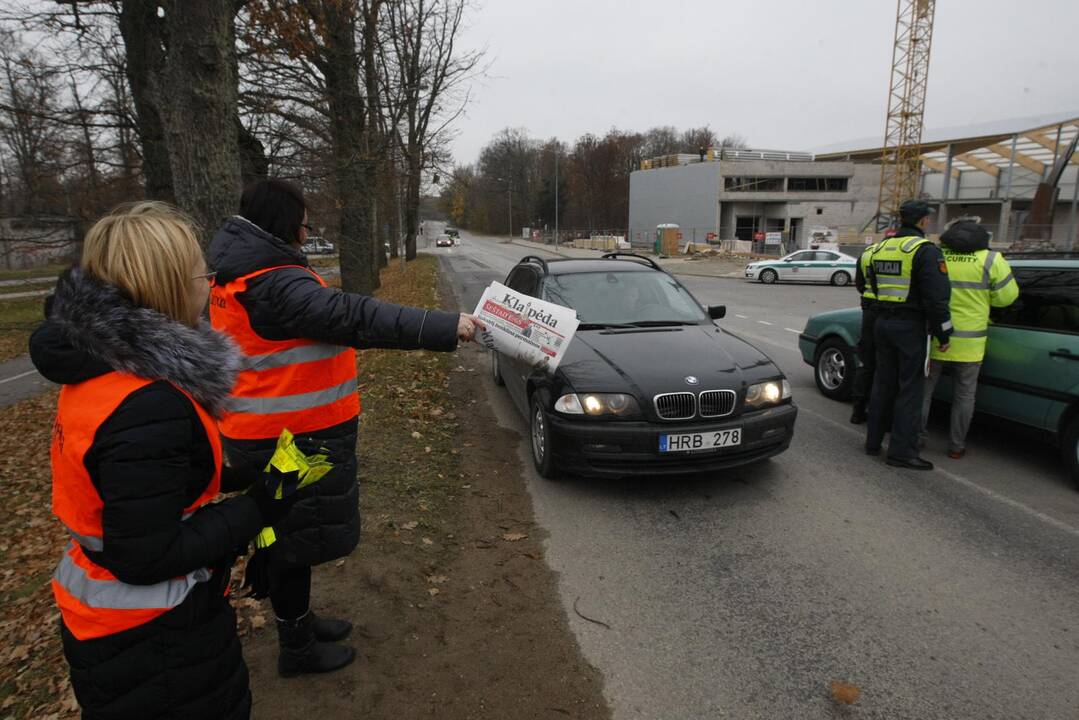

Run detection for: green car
[[798, 258, 1079, 485]]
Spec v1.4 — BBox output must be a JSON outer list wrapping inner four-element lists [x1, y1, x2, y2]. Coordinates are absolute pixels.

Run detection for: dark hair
[[240, 179, 306, 244]]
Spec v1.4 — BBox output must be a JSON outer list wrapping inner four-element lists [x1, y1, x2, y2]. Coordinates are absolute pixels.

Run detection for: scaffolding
[[876, 0, 937, 230]]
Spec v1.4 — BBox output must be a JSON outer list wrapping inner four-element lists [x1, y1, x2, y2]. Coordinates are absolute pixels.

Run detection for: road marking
[[0, 369, 39, 385], [735, 314, 747, 319], [798, 401, 1079, 540], [757, 320, 773, 326], [785, 328, 801, 333]]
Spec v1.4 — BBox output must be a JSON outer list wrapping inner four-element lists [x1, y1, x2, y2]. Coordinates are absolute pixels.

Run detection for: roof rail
[[600, 252, 662, 270], [519, 255, 549, 273], [1001, 251, 1079, 259]]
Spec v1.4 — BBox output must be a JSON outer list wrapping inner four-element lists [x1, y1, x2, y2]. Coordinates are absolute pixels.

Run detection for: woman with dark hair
[[208, 179, 482, 678]]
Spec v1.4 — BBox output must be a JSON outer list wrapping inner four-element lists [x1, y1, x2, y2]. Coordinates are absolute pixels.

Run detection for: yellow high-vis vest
[[930, 248, 1019, 362], [868, 235, 930, 303], [859, 242, 881, 302]]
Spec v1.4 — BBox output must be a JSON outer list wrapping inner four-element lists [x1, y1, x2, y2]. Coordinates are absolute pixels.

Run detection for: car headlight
[[744, 379, 791, 408], [554, 393, 640, 417]]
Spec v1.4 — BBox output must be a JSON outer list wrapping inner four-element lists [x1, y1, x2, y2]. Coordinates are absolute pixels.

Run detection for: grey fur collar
[[49, 267, 241, 416]]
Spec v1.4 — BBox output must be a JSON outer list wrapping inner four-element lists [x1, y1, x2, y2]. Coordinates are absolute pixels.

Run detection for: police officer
[[850, 237, 885, 424], [921, 220, 1018, 458], [865, 200, 953, 470]]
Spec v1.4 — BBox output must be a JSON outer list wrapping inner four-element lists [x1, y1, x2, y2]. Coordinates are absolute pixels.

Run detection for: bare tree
[[0, 30, 68, 214], [382, 0, 484, 259]]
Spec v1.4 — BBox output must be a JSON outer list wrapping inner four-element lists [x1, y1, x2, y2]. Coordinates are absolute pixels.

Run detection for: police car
[[745, 249, 859, 286]]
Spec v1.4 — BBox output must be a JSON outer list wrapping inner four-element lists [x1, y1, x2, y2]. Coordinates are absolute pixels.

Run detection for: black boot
[[309, 610, 353, 642], [276, 613, 356, 678], [849, 403, 868, 425]]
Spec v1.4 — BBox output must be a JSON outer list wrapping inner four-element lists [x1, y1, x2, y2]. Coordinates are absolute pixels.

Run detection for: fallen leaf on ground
[[421, 537, 434, 545], [411, 431, 422, 439], [427, 587, 440, 596], [830, 680, 861, 705], [427, 575, 449, 584], [401, 521, 419, 531], [502, 533, 528, 542]]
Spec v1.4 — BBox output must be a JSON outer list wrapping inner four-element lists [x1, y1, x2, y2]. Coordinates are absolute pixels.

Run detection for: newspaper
[[473, 281, 579, 373]]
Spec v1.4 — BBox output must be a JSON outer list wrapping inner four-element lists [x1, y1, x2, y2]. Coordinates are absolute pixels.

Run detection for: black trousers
[[851, 304, 880, 409], [866, 315, 928, 460]]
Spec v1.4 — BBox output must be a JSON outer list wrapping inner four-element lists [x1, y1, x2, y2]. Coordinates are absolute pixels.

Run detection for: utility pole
[[552, 148, 561, 248], [508, 186, 513, 238]]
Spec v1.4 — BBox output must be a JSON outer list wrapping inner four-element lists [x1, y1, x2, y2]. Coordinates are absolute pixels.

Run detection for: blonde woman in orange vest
[[30, 203, 295, 720], [208, 179, 482, 677]]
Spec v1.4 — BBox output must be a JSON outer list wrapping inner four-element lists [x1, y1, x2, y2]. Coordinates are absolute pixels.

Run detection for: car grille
[[653, 392, 696, 420], [699, 389, 736, 418]]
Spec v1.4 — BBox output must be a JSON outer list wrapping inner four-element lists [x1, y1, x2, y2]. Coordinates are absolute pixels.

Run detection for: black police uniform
[[865, 217, 952, 469]]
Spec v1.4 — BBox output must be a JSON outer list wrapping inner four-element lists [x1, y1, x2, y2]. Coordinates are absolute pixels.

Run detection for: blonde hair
[[82, 202, 205, 325]]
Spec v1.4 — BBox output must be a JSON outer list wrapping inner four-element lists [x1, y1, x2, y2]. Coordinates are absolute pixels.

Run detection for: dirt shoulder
[[241, 256, 611, 719]]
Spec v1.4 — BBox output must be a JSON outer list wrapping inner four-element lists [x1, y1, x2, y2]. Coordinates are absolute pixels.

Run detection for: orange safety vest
[[210, 265, 359, 441], [51, 372, 222, 641]]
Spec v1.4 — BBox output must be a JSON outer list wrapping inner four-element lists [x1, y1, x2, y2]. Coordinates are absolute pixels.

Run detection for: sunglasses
[[192, 270, 218, 282]]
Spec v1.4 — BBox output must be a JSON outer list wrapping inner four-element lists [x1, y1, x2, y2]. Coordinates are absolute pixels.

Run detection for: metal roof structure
[[815, 110, 1079, 178]]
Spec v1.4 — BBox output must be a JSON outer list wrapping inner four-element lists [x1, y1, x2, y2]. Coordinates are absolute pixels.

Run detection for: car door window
[[505, 267, 540, 298], [991, 268, 1079, 335]]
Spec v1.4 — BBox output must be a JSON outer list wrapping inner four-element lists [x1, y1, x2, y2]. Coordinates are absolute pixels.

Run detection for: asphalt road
[[438, 231, 1079, 720]]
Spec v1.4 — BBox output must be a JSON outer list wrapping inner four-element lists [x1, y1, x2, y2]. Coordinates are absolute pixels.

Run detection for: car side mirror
[[708, 305, 726, 320]]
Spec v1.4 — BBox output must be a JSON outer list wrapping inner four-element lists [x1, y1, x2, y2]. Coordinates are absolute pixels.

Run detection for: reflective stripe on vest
[[210, 265, 359, 440], [870, 235, 929, 303], [51, 372, 222, 640], [931, 249, 997, 362]]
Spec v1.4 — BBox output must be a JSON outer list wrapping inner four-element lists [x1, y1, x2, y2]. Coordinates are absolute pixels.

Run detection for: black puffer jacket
[[208, 217, 460, 569], [30, 269, 264, 720]]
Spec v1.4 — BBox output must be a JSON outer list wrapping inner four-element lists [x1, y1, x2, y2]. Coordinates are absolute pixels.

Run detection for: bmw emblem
[[684, 375, 699, 385]]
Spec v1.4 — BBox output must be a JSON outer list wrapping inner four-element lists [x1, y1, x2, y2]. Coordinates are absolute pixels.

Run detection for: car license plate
[[659, 428, 742, 453]]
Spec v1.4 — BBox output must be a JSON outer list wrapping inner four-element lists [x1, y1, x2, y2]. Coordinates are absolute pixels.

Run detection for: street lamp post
[[554, 150, 559, 247]]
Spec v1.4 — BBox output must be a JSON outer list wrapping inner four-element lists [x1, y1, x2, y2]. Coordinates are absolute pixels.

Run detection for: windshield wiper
[[578, 322, 637, 330], [627, 320, 699, 327]]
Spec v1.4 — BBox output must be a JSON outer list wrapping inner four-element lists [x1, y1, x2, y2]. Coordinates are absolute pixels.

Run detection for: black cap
[[899, 200, 933, 224], [940, 220, 990, 251]]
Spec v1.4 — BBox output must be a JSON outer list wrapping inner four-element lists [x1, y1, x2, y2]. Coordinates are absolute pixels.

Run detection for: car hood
[[557, 324, 781, 409]]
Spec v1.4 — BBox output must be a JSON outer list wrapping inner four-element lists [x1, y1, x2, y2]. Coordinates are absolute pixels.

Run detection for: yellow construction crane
[[875, 0, 937, 230]]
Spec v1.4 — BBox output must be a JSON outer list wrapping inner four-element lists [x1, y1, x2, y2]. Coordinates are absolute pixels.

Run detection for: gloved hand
[[241, 546, 276, 599], [246, 471, 299, 527]]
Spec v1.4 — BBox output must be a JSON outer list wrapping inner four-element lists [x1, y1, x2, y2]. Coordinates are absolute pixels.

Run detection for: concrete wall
[[629, 160, 882, 247], [627, 162, 722, 241]]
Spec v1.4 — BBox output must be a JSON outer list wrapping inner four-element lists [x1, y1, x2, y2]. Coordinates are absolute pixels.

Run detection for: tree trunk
[[387, 156, 400, 261], [404, 153, 420, 260], [321, 2, 377, 295], [157, 0, 242, 242], [237, 118, 268, 186], [118, 1, 173, 203], [361, 1, 383, 282]]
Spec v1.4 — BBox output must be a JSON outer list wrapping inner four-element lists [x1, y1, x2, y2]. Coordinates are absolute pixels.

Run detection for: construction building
[[627, 110, 1079, 252]]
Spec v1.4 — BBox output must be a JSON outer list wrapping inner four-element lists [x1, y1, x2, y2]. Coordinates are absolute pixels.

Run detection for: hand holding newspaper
[[473, 281, 579, 373]]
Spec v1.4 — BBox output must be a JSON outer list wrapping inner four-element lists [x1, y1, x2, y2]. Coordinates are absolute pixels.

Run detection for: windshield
[[543, 271, 708, 326]]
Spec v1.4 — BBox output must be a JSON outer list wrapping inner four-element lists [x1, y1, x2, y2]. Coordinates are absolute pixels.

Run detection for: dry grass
[[0, 296, 45, 363]]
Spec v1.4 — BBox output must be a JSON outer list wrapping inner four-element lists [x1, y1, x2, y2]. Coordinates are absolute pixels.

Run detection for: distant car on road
[[491, 253, 797, 478], [435, 234, 454, 247], [745, 249, 858, 286], [445, 227, 460, 238], [301, 237, 335, 255], [797, 257, 1079, 485]]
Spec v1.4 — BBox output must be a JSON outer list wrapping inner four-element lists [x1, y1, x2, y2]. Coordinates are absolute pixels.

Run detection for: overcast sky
[[448, 0, 1079, 164]]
